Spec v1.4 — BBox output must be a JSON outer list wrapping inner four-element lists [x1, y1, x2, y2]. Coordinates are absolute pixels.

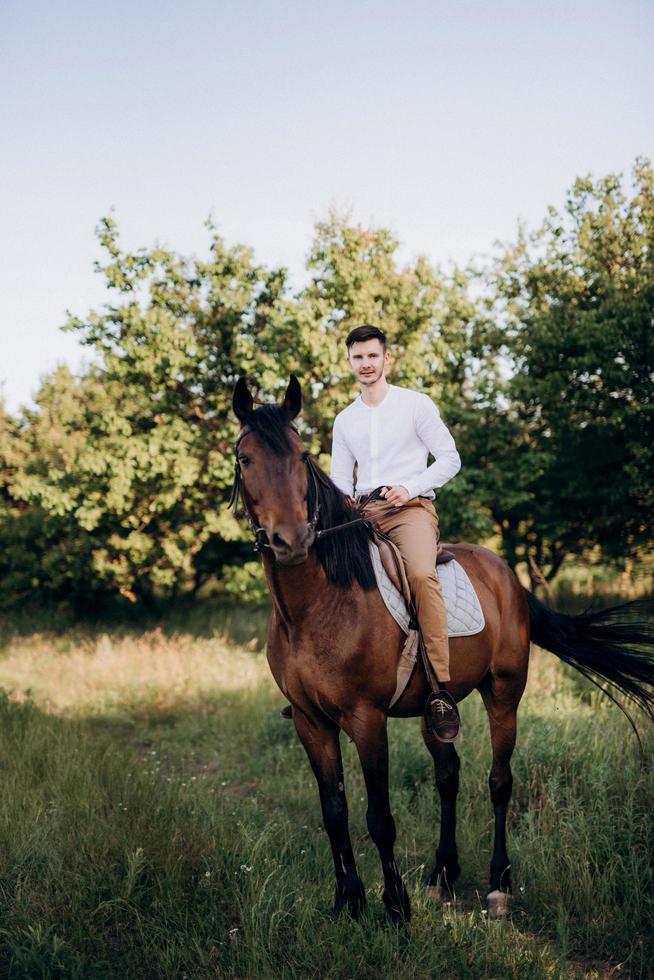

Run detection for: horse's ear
[[283, 375, 302, 420], [233, 377, 254, 422]]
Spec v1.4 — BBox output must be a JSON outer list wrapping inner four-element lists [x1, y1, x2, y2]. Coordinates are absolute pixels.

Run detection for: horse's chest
[[268, 629, 355, 696]]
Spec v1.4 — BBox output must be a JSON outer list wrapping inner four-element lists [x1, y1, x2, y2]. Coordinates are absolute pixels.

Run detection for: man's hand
[[381, 485, 411, 507]]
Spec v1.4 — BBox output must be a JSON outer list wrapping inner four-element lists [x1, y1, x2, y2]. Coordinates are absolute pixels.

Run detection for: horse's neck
[[262, 551, 327, 626]]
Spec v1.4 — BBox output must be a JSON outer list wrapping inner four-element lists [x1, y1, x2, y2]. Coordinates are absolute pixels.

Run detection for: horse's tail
[[525, 591, 654, 725]]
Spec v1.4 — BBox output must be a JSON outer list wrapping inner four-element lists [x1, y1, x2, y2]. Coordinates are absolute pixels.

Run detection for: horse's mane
[[239, 405, 376, 591]]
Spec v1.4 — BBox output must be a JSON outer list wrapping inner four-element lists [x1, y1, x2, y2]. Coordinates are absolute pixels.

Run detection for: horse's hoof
[[333, 881, 367, 919], [383, 887, 411, 925], [424, 884, 450, 902], [487, 889, 511, 917]]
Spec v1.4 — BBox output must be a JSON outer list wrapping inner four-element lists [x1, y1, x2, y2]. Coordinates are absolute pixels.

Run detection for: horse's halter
[[229, 426, 367, 554], [228, 427, 321, 554]]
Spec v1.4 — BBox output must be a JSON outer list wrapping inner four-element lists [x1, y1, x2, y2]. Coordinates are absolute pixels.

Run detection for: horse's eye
[[301, 451, 310, 462], [238, 454, 251, 467]]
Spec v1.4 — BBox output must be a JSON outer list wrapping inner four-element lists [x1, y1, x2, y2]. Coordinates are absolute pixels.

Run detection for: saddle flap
[[374, 533, 411, 605]]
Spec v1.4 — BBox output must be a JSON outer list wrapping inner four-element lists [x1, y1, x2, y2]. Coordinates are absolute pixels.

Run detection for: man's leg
[[368, 499, 448, 679], [365, 498, 460, 740]]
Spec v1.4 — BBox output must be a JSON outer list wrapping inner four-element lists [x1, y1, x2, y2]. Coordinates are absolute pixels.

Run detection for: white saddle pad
[[369, 542, 485, 638]]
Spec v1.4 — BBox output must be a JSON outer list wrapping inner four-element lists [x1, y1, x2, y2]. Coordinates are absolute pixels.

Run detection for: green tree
[[0, 368, 100, 604], [3, 220, 288, 604], [479, 159, 654, 581], [1, 213, 486, 605], [3, 164, 651, 609]]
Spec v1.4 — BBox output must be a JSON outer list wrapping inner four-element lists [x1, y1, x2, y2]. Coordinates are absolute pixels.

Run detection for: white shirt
[[330, 385, 461, 500]]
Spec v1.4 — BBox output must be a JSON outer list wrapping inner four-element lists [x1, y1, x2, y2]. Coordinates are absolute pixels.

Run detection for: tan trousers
[[364, 497, 450, 683]]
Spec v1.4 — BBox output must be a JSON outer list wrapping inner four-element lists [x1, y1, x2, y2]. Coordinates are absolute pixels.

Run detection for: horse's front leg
[[351, 707, 411, 924], [420, 717, 461, 899], [293, 710, 366, 918]]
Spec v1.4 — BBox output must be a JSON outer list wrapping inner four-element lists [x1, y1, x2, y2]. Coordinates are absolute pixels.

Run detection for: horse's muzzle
[[268, 524, 315, 564]]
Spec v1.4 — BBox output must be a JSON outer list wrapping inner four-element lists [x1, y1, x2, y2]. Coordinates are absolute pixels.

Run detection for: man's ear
[[283, 375, 302, 420], [233, 377, 254, 422]]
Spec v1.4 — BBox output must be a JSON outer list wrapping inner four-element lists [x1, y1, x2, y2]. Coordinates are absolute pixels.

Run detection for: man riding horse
[[233, 368, 654, 923], [284, 323, 462, 742]]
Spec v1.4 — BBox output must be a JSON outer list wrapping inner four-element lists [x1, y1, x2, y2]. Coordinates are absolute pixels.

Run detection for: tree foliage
[[2, 162, 652, 606], [475, 159, 654, 581]]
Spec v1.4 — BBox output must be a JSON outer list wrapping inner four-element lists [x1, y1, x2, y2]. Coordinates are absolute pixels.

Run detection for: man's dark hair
[[345, 324, 387, 351]]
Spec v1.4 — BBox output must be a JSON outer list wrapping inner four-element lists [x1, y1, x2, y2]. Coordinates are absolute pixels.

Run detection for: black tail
[[526, 592, 654, 728]]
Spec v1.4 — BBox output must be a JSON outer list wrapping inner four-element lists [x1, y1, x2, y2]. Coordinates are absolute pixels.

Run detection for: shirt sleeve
[[330, 415, 356, 497], [402, 395, 461, 499]]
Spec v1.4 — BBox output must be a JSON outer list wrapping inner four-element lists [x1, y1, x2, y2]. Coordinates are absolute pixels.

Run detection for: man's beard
[[358, 367, 383, 385]]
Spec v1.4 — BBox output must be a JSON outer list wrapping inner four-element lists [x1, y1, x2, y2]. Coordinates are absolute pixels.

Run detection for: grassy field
[[0, 604, 653, 979]]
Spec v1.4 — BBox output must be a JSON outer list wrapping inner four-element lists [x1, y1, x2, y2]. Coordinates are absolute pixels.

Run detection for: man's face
[[347, 338, 390, 386]]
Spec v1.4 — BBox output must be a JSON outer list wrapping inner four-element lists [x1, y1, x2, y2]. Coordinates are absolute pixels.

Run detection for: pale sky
[[2, 0, 653, 412]]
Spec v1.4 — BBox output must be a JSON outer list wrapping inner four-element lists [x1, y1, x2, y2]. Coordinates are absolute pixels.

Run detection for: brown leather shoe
[[425, 690, 461, 742], [280, 704, 293, 719]]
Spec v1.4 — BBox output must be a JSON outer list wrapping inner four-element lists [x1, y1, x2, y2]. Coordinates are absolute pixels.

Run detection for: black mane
[[306, 456, 377, 590], [239, 404, 376, 590]]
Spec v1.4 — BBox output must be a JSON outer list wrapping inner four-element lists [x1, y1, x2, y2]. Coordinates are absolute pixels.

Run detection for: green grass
[[0, 608, 652, 978]]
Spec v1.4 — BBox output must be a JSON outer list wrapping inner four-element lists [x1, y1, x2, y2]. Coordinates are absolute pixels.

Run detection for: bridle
[[228, 427, 369, 554], [229, 438, 320, 553]]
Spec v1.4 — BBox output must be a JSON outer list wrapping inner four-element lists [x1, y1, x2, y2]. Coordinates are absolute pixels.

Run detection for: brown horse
[[231, 375, 654, 923]]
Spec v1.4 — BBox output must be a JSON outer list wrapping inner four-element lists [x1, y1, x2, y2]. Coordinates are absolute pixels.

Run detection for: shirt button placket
[[370, 410, 379, 487]]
